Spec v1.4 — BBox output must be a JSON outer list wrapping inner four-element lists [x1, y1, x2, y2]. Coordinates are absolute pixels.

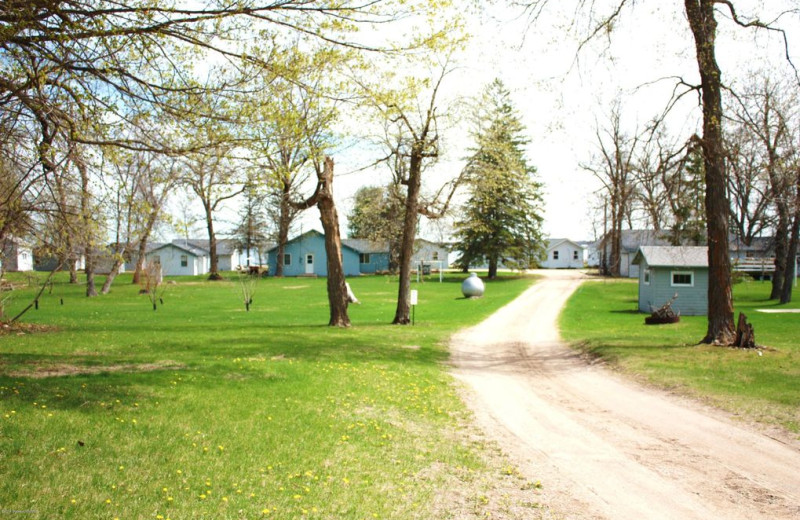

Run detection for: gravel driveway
[[450, 269, 800, 519]]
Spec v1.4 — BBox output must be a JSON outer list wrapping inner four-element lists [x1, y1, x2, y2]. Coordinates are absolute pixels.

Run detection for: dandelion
[[199, 494, 207, 500]]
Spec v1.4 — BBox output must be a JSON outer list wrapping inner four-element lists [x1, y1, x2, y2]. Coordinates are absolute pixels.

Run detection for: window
[[671, 271, 694, 287], [573, 250, 579, 260], [359, 253, 370, 264], [180, 255, 188, 267], [643, 269, 651, 285], [432, 251, 439, 261], [283, 253, 292, 266], [553, 250, 559, 260]]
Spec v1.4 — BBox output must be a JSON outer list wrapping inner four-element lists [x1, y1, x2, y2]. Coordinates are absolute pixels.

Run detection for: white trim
[[283, 253, 292, 266], [671, 270, 694, 287], [643, 269, 651, 285]]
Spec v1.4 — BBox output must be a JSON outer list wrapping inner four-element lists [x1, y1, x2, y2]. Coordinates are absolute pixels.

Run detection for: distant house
[[341, 238, 391, 274], [146, 240, 210, 276], [266, 230, 390, 277], [540, 239, 585, 269], [411, 239, 450, 268], [598, 230, 677, 278], [1, 237, 34, 272], [632, 246, 709, 316]]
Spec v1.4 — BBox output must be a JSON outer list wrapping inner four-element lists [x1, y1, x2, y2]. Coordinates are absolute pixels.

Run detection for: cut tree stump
[[734, 312, 756, 349]]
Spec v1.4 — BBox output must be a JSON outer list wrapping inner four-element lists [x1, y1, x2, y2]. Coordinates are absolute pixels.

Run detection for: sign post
[[410, 289, 418, 325]]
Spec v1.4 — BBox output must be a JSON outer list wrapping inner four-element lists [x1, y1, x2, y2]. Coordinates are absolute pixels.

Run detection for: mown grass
[[560, 277, 800, 435], [0, 271, 541, 520]]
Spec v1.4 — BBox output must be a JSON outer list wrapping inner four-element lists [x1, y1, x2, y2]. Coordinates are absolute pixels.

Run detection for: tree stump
[[734, 312, 756, 349]]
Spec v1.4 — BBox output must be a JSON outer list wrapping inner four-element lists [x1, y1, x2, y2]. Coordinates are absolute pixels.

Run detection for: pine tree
[[454, 79, 545, 279]]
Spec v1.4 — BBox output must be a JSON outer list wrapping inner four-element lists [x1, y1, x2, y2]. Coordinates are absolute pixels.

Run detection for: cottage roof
[[342, 238, 389, 254], [546, 238, 585, 251], [151, 240, 208, 257], [632, 246, 708, 268]]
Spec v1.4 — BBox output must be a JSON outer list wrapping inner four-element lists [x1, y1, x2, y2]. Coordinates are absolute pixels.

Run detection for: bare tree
[[182, 147, 245, 280], [583, 103, 640, 277], [727, 74, 797, 300]]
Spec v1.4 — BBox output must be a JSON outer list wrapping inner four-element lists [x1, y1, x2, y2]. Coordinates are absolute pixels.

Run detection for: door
[[305, 253, 314, 274]]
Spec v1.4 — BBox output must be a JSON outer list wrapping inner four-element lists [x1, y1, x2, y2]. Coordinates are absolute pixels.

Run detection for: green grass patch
[[1, 271, 540, 519], [561, 278, 800, 435]]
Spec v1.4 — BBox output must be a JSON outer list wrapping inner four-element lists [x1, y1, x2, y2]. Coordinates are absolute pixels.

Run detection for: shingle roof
[[632, 246, 708, 268], [342, 238, 389, 254]]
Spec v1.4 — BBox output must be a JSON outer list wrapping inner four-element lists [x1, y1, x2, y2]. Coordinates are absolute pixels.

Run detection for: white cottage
[[146, 241, 209, 276], [1, 238, 34, 272], [540, 239, 585, 269]]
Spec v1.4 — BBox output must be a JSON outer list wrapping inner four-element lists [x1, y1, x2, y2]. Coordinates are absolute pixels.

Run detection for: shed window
[[283, 253, 292, 266], [643, 269, 651, 285], [180, 254, 188, 267], [671, 271, 694, 287], [359, 253, 370, 264], [432, 251, 439, 261], [573, 250, 579, 260], [553, 250, 559, 260]]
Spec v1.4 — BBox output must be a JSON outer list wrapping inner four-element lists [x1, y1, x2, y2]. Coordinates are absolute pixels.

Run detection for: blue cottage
[[631, 246, 709, 316], [267, 230, 390, 277]]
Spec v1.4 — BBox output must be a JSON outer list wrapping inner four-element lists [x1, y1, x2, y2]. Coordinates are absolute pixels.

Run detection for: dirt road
[[450, 270, 800, 519]]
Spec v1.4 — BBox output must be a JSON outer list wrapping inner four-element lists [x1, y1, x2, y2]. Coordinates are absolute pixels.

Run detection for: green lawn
[[560, 277, 800, 435], [0, 272, 542, 520]]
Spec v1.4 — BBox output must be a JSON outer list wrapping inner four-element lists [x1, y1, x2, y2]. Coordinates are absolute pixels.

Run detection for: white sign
[[410, 290, 418, 306]]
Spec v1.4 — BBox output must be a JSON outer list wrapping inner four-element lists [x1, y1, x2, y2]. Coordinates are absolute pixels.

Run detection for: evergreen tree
[[454, 79, 545, 279]]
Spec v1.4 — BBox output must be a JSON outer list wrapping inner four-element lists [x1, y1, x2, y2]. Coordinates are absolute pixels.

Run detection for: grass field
[[0, 271, 541, 520], [560, 277, 800, 435]]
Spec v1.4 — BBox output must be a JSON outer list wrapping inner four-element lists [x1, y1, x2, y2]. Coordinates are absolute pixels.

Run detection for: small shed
[[632, 246, 709, 316], [267, 230, 365, 277]]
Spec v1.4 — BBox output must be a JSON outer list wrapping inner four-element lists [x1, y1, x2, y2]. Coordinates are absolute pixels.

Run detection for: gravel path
[[450, 270, 800, 519]]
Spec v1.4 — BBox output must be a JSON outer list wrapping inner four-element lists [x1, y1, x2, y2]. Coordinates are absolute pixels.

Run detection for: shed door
[[305, 254, 314, 274]]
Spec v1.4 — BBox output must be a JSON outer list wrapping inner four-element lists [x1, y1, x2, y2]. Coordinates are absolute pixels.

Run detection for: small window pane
[[283, 254, 291, 266]]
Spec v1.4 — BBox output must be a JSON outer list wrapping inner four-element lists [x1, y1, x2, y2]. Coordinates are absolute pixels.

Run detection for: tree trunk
[[204, 202, 222, 280], [780, 214, 798, 304], [686, 0, 736, 345], [488, 256, 498, 279], [316, 157, 350, 327], [78, 158, 97, 297], [771, 215, 788, 299], [85, 246, 97, 297], [393, 145, 424, 325], [780, 174, 800, 304], [275, 190, 292, 277], [101, 258, 124, 294]]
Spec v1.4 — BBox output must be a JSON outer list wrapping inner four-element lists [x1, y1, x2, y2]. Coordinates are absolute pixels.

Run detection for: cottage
[[341, 238, 391, 274], [147, 241, 210, 276], [632, 246, 708, 316], [1, 237, 34, 272], [411, 239, 450, 268], [540, 239, 585, 269], [266, 230, 377, 277]]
